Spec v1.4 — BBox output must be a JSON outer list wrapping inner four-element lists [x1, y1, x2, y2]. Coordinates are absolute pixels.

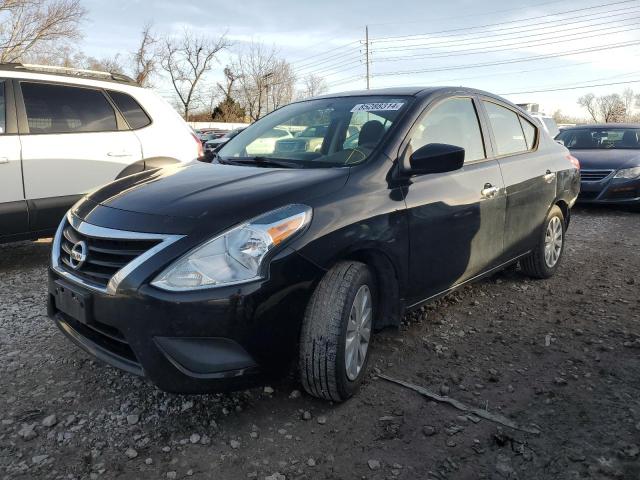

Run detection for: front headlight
[[152, 204, 312, 291], [614, 167, 640, 179]]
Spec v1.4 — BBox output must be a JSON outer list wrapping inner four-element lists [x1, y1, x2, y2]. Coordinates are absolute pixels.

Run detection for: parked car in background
[[556, 124, 640, 206], [274, 124, 329, 153], [245, 127, 292, 155], [203, 127, 246, 154], [0, 63, 201, 244], [48, 87, 579, 402], [198, 132, 220, 145]]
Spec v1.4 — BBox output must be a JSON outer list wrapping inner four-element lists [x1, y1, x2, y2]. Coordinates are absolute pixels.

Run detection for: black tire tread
[[299, 261, 368, 402]]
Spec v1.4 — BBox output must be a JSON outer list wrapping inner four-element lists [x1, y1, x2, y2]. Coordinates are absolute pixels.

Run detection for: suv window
[[0, 81, 5, 134], [107, 90, 151, 129], [410, 97, 485, 162], [21, 82, 117, 134], [483, 101, 527, 156]]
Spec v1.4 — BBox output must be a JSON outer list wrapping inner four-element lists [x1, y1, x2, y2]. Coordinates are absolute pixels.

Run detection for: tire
[[299, 261, 375, 402], [520, 205, 566, 279]]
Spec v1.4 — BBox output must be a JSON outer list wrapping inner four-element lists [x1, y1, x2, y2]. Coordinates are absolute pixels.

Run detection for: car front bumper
[[577, 177, 640, 205], [47, 249, 324, 394]]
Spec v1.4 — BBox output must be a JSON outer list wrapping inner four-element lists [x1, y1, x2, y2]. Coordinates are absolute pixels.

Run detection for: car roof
[[562, 123, 640, 130], [310, 86, 502, 100]]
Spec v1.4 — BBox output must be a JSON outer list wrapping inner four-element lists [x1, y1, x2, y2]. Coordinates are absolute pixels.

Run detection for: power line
[[295, 50, 362, 73], [370, 6, 640, 52], [500, 78, 640, 95], [366, 0, 571, 28], [370, 0, 638, 43], [290, 40, 361, 67], [371, 23, 640, 62], [370, 39, 640, 77]]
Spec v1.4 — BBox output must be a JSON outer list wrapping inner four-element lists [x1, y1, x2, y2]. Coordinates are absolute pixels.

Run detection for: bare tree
[[577, 93, 598, 122], [84, 54, 125, 74], [131, 23, 159, 87], [233, 42, 296, 121], [0, 0, 86, 63], [597, 94, 626, 123], [299, 73, 328, 99], [622, 88, 635, 121], [160, 29, 229, 120]]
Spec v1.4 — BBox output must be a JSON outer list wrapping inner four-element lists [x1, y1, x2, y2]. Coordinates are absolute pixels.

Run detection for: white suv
[[0, 64, 201, 244]]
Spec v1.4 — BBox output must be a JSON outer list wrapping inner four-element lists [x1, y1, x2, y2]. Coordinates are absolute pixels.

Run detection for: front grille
[[58, 222, 160, 289], [581, 169, 613, 182]]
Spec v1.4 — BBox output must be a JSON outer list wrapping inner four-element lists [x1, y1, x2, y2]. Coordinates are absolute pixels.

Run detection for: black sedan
[[48, 87, 579, 402], [556, 124, 640, 206]]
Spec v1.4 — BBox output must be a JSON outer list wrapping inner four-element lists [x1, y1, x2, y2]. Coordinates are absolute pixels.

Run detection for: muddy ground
[[1, 206, 639, 480]]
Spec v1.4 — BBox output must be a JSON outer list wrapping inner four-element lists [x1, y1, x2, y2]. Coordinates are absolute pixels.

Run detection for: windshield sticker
[[350, 102, 405, 112]]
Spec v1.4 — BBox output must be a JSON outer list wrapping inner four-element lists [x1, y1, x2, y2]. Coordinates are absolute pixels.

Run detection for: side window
[[107, 90, 151, 129], [483, 101, 527, 156], [410, 97, 486, 163], [519, 116, 537, 150], [21, 82, 117, 134], [0, 81, 5, 134]]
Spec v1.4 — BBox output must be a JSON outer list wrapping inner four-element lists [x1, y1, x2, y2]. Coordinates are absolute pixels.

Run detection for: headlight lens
[[614, 166, 640, 179], [152, 204, 312, 291]]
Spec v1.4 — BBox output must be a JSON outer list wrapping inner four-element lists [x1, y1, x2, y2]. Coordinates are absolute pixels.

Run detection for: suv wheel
[[299, 261, 375, 401], [520, 205, 566, 279]]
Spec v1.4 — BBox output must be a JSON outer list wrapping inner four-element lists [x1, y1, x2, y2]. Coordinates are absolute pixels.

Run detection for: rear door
[[402, 96, 506, 303], [479, 99, 556, 259], [0, 79, 28, 237], [16, 81, 143, 231]]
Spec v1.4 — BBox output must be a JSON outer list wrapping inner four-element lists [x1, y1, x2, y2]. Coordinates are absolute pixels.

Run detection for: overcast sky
[[81, 0, 640, 117]]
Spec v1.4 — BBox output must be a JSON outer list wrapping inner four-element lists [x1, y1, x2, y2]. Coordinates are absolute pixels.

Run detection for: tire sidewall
[[539, 206, 566, 277], [334, 267, 376, 399]]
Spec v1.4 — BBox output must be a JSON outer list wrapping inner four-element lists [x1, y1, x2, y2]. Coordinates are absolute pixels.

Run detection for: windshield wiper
[[219, 156, 301, 169]]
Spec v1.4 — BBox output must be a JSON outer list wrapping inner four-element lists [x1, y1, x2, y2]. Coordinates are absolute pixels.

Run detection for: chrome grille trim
[[52, 212, 184, 295], [580, 169, 614, 182]]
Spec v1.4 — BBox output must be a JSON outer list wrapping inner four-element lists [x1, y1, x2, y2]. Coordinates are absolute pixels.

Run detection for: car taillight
[[192, 133, 204, 158], [566, 154, 580, 170]]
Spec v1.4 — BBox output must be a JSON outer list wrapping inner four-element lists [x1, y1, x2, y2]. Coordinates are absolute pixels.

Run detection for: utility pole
[[365, 25, 370, 90]]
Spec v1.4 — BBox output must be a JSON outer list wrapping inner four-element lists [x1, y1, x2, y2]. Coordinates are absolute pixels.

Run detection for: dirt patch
[[1, 207, 639, 480]]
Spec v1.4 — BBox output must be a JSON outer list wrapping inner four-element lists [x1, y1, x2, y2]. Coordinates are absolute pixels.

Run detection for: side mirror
[[555, 139, 565, 146], [408, 143, 465, 174]]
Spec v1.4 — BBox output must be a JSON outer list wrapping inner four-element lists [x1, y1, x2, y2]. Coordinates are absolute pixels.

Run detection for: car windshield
[[218, 96, 411, 167], [557, 127, 640, 149]]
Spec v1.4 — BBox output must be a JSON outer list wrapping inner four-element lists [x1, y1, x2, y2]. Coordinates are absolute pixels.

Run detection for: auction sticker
[[351, 102, 405, 112]]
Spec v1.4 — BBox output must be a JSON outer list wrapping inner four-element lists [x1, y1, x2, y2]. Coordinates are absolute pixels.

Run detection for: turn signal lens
[[567, 154, 580, 170], [268, 217, 305, 246]]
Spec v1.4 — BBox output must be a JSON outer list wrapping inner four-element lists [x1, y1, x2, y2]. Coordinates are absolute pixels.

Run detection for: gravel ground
[[1, 206, 639, 480]]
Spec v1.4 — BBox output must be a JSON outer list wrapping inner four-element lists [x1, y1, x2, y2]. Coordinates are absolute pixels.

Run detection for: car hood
[[77, 162, 349, 235], [570, 149, 640, 170]]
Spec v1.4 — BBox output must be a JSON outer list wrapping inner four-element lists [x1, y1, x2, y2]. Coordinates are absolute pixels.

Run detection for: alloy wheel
[[345, 285, 372, 381], [544, 216, 563, 268]]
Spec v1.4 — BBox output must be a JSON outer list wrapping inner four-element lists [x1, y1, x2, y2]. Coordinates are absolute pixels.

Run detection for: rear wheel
[[520, 205, 565, 279], [299, 261, 375, 402]]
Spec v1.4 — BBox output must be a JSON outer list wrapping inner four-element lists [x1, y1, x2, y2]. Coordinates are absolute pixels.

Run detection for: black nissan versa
[[48, 87, 580, 402]]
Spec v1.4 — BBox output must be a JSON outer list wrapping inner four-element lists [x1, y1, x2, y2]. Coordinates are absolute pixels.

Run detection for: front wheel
[[520, 205, 566, 279], [299, 261, 375, 402]]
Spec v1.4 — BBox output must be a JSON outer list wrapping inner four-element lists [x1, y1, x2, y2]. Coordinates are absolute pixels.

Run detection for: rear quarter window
[[21, 82, 117, 134], [107, 90, 152, 129]]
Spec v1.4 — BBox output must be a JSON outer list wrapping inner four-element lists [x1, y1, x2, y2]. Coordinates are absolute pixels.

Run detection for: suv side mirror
[[408, 143, 465, 174]]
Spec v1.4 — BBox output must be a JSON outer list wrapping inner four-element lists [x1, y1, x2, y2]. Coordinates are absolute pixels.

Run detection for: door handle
[[543, 169, 556, 183], [481, 183, 499, 199], [0, 157, 8, 164], [107, 151, 133, 158]]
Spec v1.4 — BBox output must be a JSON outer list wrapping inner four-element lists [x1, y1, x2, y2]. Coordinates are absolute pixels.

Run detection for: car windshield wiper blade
[[220, 156, 302, 168]]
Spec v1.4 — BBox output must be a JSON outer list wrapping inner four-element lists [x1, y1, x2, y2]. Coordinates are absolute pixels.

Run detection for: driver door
[[402, 96, 506, 303]]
